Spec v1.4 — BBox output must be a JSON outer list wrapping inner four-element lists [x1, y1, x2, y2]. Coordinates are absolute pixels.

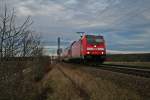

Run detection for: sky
[[0, 0, 150, 53]]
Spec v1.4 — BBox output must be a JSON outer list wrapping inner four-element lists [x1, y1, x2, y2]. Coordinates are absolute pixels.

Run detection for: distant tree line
[[107, 53, 150, 62], [0, 6, 42, 61]]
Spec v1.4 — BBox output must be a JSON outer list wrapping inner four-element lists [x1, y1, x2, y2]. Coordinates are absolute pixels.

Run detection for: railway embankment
[[42, 63, 143, 100], [78, 63, 150, 100]]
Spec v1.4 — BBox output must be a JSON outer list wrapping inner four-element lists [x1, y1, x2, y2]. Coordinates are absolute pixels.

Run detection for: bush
[[32, 56, 50, 81], [0, 56, 50, 100]]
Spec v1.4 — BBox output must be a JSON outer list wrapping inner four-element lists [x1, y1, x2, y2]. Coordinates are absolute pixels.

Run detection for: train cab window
[[86, 35, 104, 44]]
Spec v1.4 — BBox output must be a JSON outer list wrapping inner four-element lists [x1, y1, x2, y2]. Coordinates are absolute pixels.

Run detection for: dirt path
[[57, 66, 90, 100], [42, 64, 85, 100]]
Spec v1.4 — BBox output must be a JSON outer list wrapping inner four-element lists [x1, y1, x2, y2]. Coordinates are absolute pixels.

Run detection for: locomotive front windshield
[[86, 35, 104, 45]]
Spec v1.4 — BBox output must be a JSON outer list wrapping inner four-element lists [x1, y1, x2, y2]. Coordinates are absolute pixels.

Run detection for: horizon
[[42, 45, 150, 56]]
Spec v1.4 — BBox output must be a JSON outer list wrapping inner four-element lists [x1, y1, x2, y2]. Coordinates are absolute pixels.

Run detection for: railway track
[[56, 63, 150, 99], [85, 63, 150, 78]]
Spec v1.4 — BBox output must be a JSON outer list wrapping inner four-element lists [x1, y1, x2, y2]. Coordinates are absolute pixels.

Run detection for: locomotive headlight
[[102, 52, 104, 54], [87, 51, 90, 54]]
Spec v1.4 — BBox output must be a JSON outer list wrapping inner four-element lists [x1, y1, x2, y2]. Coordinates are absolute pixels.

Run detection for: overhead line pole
[[57, 37, 60, 61]]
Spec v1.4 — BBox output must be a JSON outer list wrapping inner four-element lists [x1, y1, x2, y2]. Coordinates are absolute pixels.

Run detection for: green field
[[104, 62, 150, 68], [106, 53, 150, 62]]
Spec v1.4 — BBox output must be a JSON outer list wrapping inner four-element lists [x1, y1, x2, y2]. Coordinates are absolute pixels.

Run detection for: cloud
[[0, 0, 150, 52]]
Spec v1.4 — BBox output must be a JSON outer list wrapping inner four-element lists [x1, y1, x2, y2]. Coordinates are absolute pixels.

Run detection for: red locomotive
[[62, 33, 106, 63]]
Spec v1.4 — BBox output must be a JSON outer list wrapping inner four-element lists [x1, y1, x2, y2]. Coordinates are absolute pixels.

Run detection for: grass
[[61, 64, 140, 100], [0, 57, 51, 100], [104, 61, 150, 68], [43, 65, 83, 100], [43, 63, 141, 100], [106, 53, 150, 62], [82, 66, 150, 100]]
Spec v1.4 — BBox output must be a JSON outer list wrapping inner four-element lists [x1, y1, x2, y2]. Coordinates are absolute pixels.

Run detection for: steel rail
[[90, 64, 150, 78]]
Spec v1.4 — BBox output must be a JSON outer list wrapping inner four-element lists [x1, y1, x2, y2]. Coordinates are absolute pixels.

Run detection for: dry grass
[[60, 64, 140, 100], [42, 65, 83, 100], [0, 57, 51, 100], [42, 63, 140, 100], [81, 66, 150, 100]]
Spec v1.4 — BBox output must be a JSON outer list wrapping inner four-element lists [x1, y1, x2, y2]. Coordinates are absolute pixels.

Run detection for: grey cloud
[[0, 0, 150, 51]]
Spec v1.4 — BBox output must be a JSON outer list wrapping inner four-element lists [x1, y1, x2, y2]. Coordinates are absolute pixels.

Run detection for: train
[[62, 33, 106, 63]]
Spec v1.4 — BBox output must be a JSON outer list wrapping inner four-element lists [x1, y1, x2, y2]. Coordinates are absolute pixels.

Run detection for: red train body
[[62, 34, 106, 63]]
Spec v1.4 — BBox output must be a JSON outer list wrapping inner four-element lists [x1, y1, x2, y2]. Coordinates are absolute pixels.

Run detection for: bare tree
[[0, 6, 42, 61]]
